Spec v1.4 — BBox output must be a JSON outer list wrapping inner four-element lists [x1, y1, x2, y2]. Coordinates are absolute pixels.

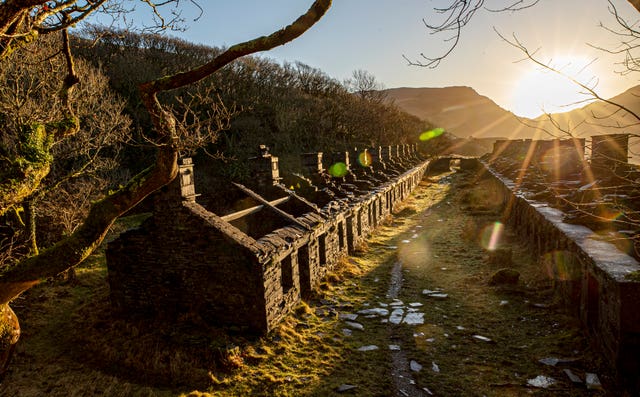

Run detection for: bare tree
[[344, 69, 386, 103], [0, 33, 131, 262]]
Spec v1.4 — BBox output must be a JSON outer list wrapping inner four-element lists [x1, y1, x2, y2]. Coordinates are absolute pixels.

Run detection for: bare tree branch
[[495, 29, 640, 124], [0, 0, 333, 306]]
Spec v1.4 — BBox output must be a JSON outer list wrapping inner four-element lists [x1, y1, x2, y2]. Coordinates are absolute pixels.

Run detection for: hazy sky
[[128, 0, 640, 118]]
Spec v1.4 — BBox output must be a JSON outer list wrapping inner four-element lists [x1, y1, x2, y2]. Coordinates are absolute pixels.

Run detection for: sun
[[509, 55, 596, 119]]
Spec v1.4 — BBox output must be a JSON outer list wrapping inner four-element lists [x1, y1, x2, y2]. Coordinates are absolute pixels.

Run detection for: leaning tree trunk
[[0, 0, 331, 376], [0, 304, 19, 380]]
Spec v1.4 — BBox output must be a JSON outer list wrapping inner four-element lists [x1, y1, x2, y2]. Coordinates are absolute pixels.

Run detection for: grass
[[1, 211, 400, 396], [384, 171, 613, 396], [0, 171, 622, 396]]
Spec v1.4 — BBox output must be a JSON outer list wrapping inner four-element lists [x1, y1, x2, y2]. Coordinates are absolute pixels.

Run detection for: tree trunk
[[0, 146, 179, 305], [0, 1, 332, 379], [24, 198, 38, 256], [0, 304, 19, 380]]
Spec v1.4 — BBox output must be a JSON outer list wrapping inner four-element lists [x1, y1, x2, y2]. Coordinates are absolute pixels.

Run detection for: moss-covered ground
[[0, 169, 622, 396]]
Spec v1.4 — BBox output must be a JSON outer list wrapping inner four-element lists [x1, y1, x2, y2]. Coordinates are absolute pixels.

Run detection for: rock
[[488, 268, 520, 285], [527, 375, 556, 388], [388, 344, 401, 351], [403, 312, 425, 325], [539, 357, 560, 366], [539, 356, 580, 366], [344, 321, 364, 331], [585, 373, 603, 390], [563, 369, 582, 384], [531, 303, 550, 309], [472, 335, 493, 343], [357, 308, 389, 316], [336, 384, 357, 392], [339, 313, 358, 321], [389, 308, 404, 324], [410, 360, 423, 372], [357, 345, 379, 351], [342, 328, 352, 337], [426, 293, 449, 299], [432, 362, 440, 373], [409, 302, 423, 307]]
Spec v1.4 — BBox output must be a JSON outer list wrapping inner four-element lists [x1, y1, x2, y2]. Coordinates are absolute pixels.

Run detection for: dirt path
[[0, 168, 619, 396], [371, 168, 614, 396]]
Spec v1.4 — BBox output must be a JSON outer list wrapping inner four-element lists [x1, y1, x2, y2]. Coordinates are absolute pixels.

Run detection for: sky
[[123, 0, 640, 118]]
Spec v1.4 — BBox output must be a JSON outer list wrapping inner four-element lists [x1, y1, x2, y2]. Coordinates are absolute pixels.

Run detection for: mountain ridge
[[384, 85, 640, 140]]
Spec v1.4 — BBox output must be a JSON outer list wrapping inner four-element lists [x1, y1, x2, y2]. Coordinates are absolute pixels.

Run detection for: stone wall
[[107, 147, 428, 334], [475, 158, 640, 388]]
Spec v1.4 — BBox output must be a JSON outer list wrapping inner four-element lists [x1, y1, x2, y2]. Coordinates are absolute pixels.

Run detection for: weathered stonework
[[107, 147, 427, 334], [466, 137, 640, 390]]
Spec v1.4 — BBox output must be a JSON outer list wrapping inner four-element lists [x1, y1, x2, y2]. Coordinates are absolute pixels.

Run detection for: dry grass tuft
[[293, 301, 312, 316], [352, 240, 369, 254]]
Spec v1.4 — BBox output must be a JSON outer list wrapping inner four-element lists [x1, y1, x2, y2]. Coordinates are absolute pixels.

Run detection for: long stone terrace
[[106, 144, 428, 334]]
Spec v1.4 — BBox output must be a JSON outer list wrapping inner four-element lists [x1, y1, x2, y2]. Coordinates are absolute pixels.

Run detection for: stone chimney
[[178, 158, 197, 202], [249, 145, 281, 187], [153, 157, 197, 213]]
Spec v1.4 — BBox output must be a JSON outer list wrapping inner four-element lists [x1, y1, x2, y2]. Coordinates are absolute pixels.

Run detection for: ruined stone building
[[480, 134, 640, 388], [105, 134, 640, 387], [107, 145, 427, 333]]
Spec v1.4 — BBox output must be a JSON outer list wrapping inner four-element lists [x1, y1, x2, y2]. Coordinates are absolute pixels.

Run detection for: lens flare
[[358, 152, 372, 167], [329, 162, 348, 177], [419, 128, 445, 141], [398, 236, 431, 268], [600, 208, 624, 222], [480, 222, 504, 251]]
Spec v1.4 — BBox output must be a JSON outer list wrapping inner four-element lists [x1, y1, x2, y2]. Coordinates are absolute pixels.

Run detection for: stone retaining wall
[[474, 159, 640, 388]]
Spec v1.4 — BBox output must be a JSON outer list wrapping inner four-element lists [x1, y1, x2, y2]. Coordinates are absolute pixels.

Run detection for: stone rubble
[[358, 345, 379, 352], [410, 360, 422, 372], [344, 321, 364, 331], [585, 373, 603, 390], [563, 369, 582, 384], [527, 375, 556, 388]]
